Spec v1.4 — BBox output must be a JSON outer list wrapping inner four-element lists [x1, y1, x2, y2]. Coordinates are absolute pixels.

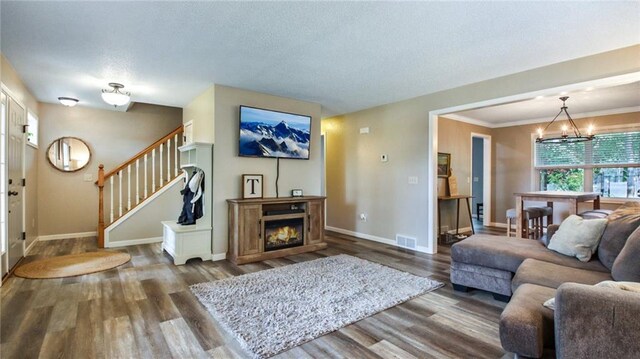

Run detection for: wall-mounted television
[[239, 105, 311, 160]]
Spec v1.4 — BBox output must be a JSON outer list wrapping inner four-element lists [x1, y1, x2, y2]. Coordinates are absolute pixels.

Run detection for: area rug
[[190, 254, 443, 358], [14, 251, 131, 279]]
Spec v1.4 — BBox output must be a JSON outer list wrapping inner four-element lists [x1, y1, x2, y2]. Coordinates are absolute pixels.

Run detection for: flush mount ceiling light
[[101, 82, 131, 107], [535, 96, 594, 144], [58, 97, 79, 107]]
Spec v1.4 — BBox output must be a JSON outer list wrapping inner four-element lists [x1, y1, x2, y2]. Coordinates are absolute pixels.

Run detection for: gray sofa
[[450, 202, 640, 358]]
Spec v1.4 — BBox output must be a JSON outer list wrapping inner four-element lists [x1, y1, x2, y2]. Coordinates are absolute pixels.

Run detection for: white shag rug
[[190, 254, 443, 358]]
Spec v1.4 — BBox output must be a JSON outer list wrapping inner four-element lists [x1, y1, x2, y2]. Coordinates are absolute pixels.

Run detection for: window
[[27, 110, 38, 147], [535, 129, 640, 199]]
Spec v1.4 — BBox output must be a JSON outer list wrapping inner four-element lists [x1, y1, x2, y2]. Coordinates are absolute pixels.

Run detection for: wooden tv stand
[[227, 196, 326, 264]]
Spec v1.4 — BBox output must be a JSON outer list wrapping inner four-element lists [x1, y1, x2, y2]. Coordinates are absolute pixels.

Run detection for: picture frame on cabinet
[[242, 174, 263, 199]]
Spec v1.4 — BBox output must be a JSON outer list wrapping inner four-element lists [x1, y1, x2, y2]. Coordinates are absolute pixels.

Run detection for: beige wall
[[437, 117, 491, 231], [323, 45, 640, 251], [37, 102, 182, 236], [212, 85, 322, 256], [183, 86, 215, 143], [108, 178, 182, 244], [1, 55, 39, 278], [492, 111, 640, 224]]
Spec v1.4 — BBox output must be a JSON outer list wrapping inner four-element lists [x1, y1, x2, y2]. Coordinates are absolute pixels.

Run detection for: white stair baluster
[[152, 148, 156, 192], [127, 165, 131, 211], [160, 143, 164, 185], [110, 176, 114, 223], [174, 134, 179, 176], [144, 153, 148, 198], [118, 171, 123, 217], [136, 159, 140, 205], [167, 139, 171, 181]]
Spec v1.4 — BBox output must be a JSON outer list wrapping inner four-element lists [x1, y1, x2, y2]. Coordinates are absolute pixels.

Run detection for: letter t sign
[[242, 174, 263, 199]]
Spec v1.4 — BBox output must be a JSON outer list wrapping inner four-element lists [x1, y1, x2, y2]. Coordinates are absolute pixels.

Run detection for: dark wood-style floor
[[1, 228, 513, 359]]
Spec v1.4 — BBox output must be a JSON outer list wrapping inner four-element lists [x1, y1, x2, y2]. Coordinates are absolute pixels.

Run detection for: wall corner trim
[[37, 231, 98, 241], [325, 226, 434, 254]]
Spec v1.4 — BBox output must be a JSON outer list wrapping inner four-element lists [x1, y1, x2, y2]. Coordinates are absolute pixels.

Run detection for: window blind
[[535, 130, 640, 168]]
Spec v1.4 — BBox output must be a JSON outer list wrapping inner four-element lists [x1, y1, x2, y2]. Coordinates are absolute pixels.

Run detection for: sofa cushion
[[512, 258, 612, 293], [611, 226, 640, 281], [500, 283, 556, 358], [451, 234, 609, 274], [450, 261, 513, 296], [597, 201, 640, 270], [547, 215, 608, 262]]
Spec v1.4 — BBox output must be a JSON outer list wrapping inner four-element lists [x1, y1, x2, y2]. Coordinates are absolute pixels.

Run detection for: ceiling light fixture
[[101, 82, 131, 107], [58, 97, 79, 107], [536, 96, 594, 144]]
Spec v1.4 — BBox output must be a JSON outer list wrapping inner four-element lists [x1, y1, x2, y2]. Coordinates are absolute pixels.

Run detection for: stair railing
[[97, 125, 183, 247]]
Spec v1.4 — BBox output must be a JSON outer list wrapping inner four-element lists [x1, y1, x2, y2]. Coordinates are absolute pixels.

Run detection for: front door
[[7, 96, 24, 270]]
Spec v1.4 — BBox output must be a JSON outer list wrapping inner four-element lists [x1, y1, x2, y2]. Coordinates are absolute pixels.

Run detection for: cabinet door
[[307, 200, 324, 244], [239, 204, 262, 255]]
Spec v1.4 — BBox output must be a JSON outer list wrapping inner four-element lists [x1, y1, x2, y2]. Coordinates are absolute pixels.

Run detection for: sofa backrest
[[597, 201, 640, 270], [612, 226, 640, 281]]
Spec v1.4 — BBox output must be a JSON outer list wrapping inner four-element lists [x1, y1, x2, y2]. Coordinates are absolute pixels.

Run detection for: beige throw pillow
[[547, 215, 608, 262]]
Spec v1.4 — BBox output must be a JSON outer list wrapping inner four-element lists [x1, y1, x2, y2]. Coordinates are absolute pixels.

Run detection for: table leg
[[594, 196, 601, 210], [569, 198, 578, 215], [546, 201, 554, 226], [516, 195, 524, 238], [455, 198, 461, 235], [466, 197, 475, 234]]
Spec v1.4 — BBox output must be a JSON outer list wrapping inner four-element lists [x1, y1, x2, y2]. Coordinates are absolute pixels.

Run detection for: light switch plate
[[408, 176, 418, 184], [359, 127, 370, 134]]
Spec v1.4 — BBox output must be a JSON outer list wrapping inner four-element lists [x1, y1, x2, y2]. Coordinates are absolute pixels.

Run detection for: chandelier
[[101, 83, 131, 107], [536, 96, 594, 143]]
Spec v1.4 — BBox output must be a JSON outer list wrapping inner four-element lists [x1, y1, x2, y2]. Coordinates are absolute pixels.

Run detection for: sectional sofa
[[450, 202, 640, 358]]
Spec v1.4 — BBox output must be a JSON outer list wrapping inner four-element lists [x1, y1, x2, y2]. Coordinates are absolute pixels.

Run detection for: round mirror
[[46, 137, 92, 172]]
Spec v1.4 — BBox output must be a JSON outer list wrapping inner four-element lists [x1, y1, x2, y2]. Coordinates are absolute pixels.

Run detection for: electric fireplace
[[264, 218, 304, 251]]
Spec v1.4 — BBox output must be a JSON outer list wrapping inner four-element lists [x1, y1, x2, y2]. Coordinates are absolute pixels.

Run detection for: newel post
[[98, 164, 105, 248]]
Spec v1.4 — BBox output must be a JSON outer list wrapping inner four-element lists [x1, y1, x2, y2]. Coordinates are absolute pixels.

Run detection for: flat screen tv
[[239, 105, 311, 160]]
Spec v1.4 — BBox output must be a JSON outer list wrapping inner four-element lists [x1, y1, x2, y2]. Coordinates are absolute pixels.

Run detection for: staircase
[[96, 125, 184, 248]]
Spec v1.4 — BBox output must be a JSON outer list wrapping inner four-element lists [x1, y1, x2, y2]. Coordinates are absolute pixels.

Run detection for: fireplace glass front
[[264, 218, 304, 252]]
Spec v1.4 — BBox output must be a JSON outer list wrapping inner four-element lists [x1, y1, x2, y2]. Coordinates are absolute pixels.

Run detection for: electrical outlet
[[380, 154, 388, 162], [408, 176, 418, 184], [359, 127, 370, 134], [359, 213, 367, 222], [84, 173, 93, 182]]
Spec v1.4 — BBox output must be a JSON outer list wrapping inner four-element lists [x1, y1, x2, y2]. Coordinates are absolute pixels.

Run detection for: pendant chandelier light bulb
[[101, 82, 131, 107]]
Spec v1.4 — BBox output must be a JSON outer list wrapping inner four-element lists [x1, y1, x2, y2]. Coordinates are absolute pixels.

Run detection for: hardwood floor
[[1, 230, 513, 359]]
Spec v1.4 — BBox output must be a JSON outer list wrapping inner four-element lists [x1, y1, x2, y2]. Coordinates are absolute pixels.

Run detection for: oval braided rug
[[14, 251, 131, 279]]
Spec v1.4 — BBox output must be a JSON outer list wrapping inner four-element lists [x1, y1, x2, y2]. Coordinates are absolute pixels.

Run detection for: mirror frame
[[46, 136, 92, 173]]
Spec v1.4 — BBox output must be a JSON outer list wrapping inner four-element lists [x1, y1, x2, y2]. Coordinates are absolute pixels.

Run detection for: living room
[[1, 2, 639, 358]]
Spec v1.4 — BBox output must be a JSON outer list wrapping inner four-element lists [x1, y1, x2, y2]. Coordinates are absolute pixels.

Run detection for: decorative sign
[[242, 174, 264, 199], [448, 175, 459, 196]]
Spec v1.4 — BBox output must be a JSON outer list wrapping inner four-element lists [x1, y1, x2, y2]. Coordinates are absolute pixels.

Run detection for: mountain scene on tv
[[240, 107, 311, 159]]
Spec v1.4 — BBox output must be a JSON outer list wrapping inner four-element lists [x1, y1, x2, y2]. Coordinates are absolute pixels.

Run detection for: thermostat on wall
[[291, 189, 303, 197]]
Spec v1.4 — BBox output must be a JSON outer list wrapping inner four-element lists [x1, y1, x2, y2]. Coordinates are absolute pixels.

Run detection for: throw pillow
[[543, 280, 640, 311], [611, 226, 640, 281], [548, 215, 608, 262], [597, 201, 640, 270]]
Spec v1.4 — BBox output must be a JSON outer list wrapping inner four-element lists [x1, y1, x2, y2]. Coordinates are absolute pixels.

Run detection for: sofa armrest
[[555, 283, 640, 359]]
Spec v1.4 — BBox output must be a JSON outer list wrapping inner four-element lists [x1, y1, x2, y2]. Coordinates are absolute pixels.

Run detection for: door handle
[[8, 191, 18, 196]]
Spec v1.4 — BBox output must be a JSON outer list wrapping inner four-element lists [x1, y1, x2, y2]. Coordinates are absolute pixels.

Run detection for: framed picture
[[242, 174, 263, 199], [437, 152, 451, 178]]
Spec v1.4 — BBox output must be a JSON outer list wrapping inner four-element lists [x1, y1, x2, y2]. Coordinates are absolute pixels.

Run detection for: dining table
[[513, 191, 601, 238]]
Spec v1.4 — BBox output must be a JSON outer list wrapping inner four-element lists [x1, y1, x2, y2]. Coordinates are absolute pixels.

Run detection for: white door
[[7, 96, 24, 270]]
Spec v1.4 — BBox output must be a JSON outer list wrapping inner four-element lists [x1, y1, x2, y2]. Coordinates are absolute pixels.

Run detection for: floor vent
[[396, 234, 417, 249]]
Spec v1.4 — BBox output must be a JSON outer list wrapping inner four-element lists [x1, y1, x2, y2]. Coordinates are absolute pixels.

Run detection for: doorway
[[470, 133, 491, 228]]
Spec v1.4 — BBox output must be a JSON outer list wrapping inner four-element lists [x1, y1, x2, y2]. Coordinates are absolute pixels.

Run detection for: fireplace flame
[[268, 226, 299, 244]]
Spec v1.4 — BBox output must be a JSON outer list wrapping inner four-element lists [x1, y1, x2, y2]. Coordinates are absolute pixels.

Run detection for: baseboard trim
[[325, 226, 431, 254], [490, 222, 508, 229], [25, 237, 39, 254], [211, 253, 226, 261], [447, 226, 472, 234], [106, 237, 163, 248], [38, 231, 98, 241]]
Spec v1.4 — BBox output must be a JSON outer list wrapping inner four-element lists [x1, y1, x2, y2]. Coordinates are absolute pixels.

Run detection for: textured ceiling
[[1, 1, 639, 115], [452, 81, 640, 127]]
